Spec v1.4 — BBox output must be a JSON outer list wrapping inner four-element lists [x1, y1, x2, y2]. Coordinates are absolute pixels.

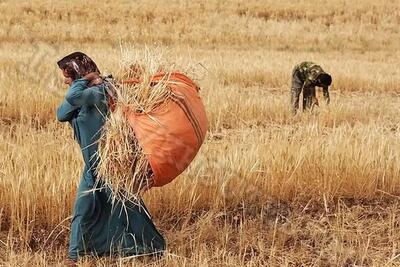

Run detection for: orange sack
[[123, 72, 208, 187]]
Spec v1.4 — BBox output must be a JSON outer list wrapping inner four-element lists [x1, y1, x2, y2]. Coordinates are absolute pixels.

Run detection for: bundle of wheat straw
[[96, 107, 150, 202], [96, 48, 173, 203]]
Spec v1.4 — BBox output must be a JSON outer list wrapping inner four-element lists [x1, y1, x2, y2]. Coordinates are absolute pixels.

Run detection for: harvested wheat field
[[1, 0, 400, 266]]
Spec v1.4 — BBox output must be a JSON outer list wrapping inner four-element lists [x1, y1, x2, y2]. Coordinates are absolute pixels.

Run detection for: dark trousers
[[290, 70, 316, 114]]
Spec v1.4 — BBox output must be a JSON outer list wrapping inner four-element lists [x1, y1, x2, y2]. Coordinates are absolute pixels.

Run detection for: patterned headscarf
[[57, 52, 100, 80]]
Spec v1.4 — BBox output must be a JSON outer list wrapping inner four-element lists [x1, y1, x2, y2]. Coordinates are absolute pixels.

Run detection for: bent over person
[[56, 52, 165, 265], [290, 61, 332, 114]]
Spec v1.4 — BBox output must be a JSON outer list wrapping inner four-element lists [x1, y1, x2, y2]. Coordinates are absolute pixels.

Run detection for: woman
[[56, 52, 166, 264], [290, 61, 332, 115]]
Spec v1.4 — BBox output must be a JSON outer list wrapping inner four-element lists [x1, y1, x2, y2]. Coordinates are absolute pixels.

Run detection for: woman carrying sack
[[56, 52, 165, 265]]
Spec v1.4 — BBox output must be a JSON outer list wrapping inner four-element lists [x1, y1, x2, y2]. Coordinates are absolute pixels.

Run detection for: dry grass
[[97, 107, 150, 202], [0, 0, 400, 266], [97, 49, 175, 201]]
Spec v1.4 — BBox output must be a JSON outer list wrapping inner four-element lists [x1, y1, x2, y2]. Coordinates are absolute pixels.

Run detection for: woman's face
[[62, 69, 73, 86]]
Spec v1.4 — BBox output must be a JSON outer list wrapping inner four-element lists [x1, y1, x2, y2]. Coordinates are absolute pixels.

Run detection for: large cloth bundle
[[122, 72, 208, 187]]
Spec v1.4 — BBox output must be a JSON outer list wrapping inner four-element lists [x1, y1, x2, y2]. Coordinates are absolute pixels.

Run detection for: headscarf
[[57, 52, 100, 80], [318, 73, 332, 86]]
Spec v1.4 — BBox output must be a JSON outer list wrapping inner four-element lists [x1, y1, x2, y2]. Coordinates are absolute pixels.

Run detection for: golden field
[[0, 0, 400, 266]]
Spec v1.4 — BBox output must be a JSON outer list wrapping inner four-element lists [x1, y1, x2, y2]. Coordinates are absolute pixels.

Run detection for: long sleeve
[[56, 98, 79, 122], [322, 85, 330, 104], [65, 78, 107, 107]]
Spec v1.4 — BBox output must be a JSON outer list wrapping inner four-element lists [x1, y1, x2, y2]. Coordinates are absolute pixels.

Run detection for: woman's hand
[[84, 72, 103, 86], [84, 72, 100, 81]]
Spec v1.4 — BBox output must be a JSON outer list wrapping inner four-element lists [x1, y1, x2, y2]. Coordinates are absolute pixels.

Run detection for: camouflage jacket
[[290, 62, 330, 113], [293, 61, 327, 86]]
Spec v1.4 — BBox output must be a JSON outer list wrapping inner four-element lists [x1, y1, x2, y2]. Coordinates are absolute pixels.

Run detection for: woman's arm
[[323, 86, 330, 104], [65, 78, 106, 107], [56, 98, 79, 122]]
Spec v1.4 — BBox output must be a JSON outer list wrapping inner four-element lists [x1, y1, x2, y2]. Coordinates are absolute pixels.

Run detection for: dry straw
[[96, 47, 174, 203]]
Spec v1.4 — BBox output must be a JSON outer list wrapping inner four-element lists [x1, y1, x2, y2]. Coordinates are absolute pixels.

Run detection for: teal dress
[[56, 78, 166, 260]]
